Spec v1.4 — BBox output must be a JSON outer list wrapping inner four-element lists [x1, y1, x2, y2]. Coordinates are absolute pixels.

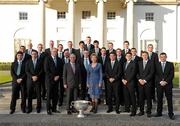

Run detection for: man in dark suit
[[122, 41, 131, 56], [25, 50, 42, 113], [19, 46, 31, 63], [116, 48, 126, 106], [147, 44, 159, 102], [79, 50, 91, 100], [63, 54, 81, 115], [98, 47, 109, 104], [10, 51, 27, 114], [91, 40, 101, 57], [105, 52, 122, 114], [25, 42, 36, 55], [44, 48, 63, 115], [45, 40, 54, 56], [84, 36, 94, 52], [75, 41, 85, 63], [131, 48, 142, 107], [57, 44, 64, 59], [64, 41, 76, 55], [155, 53, 175, 120], [37, 43, 47, 100], [57, 43, 64, 107], [106, 42, 116, 56], [62, 50, 70, 64], [122, 52, 137, 116], [137, 51, 154, 117]]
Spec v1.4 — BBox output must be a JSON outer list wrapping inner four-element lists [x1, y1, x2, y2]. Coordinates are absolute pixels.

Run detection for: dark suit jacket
[[84, 44, 94, 52], [58, 51, 64, 59], [98, 55, 109, 74], [90, 48, 101, 57], [137, 60, 154, 84], [75, 49, 84, 63], [155, 61, 174, 88], [117, 56, 126, 66], [122, 60, 137, 85], [25, 49, 36, 55], [122, 48, 131, 56], [106, 49, 116, 56], [63, 63, 81, 88], [25, 59, 43, 86], [44, 56, 63, 83], [64, 48, 76, 54], [11, 61, 26, 85], [105, 60, 122, 83], [149, 52, 159, 65], [79, 58, 91, 84], [45, 48, 51, 56]]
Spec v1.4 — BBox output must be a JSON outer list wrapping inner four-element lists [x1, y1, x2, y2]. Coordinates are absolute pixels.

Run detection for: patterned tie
[[16, 61, 21, 76], [102, 56, 105, 65], [71, 63, 75, 74], [143, 61, 147, 70], [53, 57, 57, 67], [162, 62, 165, 72], [84, 59, 88, 70], [33, 60, 36, 69], [111, 61, 114, 69], [125, 62, 129, 70]]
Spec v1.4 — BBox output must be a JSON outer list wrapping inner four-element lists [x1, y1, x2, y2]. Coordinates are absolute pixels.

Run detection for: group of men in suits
[[9, 37, 175, 120]]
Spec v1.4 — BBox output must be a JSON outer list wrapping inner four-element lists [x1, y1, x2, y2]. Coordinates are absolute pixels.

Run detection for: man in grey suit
[[63, 53, 81, 115]]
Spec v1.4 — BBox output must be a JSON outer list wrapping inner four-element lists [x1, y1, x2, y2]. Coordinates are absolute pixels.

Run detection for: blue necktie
[[16, 62, 21, 75]]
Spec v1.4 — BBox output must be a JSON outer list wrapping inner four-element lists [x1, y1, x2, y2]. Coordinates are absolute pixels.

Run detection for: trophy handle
[[71, 101, 75, 106], [88, 101, 92, 105]]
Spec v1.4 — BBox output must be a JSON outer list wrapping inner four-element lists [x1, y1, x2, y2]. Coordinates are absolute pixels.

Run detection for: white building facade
[[0, 0, 179, 62]]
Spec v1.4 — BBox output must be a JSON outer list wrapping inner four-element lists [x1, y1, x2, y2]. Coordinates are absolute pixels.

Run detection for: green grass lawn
[[173, 72, 179, 88], [0, 71, 12, 84]]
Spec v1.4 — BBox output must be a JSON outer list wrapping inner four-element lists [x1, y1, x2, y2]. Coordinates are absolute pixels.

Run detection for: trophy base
[[77, 110, 86, 118]]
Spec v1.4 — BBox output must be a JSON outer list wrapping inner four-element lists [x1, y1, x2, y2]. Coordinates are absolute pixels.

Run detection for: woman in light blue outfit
[[87, 53, 103, 113]]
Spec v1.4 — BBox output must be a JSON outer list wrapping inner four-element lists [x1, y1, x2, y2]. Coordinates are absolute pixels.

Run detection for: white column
[[97, 0, 106, 47], [39, 0, 46, 49], [67, 0, 76, 43], [126, 0, 134, 47]]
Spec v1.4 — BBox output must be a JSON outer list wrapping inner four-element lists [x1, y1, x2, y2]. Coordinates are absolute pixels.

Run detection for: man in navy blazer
[[155, 52, 175, 120], [10, 51, 27, 114]]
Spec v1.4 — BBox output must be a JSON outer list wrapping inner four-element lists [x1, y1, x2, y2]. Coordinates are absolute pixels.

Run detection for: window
[[19, 12, 28, 20], [107, 12, 116, 20], [82, 11, 91, 19], [57, 12, 66, 19], [145, 12, 154, 21]]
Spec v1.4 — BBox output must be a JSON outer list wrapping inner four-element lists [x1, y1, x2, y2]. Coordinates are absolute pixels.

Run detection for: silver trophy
[[71, 100, 91, 118]]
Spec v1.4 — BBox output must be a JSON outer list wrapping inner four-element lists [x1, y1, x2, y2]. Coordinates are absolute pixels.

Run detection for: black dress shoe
[[21, 109, 26, 113], [130, 113, 136, 116], [47, 110, 52, 115], [116, 110, 120, 114], [147, 113, 151, 118], [71, 109, 78, 113], [9, 110, 15, 114], [37, 109, 41, 113], [154, 113, 162, 117], [27, 109, 32, 114], [124, 109, 130, 113], [169, 115, 175, 120], [52, 110, 60, 113], [67, 110, 72, 115], [106, 109, 113, 113], [137, 112, 144, 116]]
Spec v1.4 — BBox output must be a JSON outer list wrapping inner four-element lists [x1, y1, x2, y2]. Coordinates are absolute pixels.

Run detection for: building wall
[[0, 2, 179, 62], [0, 4, 41, 62], [134, 4, 178, 62]]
